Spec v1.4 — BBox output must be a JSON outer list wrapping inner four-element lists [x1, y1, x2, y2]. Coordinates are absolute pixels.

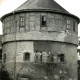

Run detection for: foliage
[[0, 64, 13, 80]]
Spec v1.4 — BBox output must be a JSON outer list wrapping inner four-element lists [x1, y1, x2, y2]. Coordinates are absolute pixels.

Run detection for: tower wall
[[2, 12, 79, 80], [2, 13, 78, 44]]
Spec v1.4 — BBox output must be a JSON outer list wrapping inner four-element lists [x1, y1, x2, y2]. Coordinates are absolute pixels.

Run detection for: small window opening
[[67, 20, 70, 29], [24, 53, 30, 61], [0, 53, 2, 60], [58, 54, 64, 62], [4, 54, 6, 62], [20, 16, 25, 27], [73, 22, 76, 31], [41, 16, 47, 27]]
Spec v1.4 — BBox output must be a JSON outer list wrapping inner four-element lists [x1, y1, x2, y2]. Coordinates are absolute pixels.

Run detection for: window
[[58, 54, 64, 62], [24, 53, 30, 61], [41, 16, 47, 27], [20, 16, 25, 27], [67, 20, 70, 29], [0, 52, 2, 60], [73, 22, 76, 31], [4, 54, 6, 62]]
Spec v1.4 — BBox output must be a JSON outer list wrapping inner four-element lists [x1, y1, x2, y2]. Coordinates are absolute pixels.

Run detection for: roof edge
[[1, 9, 80, 23]]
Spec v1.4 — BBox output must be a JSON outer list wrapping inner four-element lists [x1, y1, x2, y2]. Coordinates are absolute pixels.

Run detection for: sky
[[0, 0, 80, 36]]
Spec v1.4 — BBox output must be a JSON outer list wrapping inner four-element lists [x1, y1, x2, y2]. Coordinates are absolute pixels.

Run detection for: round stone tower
[[1, 0, 79, 80]]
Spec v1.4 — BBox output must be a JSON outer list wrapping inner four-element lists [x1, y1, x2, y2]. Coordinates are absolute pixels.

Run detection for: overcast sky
[[0, 0, 80, 36]]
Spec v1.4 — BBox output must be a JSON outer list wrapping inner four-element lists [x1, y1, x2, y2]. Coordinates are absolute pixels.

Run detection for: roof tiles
[[14, 0, 69, 14]]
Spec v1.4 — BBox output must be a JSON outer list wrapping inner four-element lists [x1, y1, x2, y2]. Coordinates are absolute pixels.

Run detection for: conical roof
[[14, 0, 69, 14], [1, 0, 79, 22]]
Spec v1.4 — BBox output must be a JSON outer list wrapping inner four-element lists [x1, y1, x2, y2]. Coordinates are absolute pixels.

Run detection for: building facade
[[1, 0, 80, 80]]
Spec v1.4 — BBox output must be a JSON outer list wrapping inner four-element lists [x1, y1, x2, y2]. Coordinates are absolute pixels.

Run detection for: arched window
[[24, 53, 30, 61]]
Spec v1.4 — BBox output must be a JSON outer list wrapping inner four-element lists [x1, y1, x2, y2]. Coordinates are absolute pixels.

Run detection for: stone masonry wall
[[2, 41, 34, 78], [2, 41, 78, 80], [2, 12, 78, 80], [2, 12, 78, 45]]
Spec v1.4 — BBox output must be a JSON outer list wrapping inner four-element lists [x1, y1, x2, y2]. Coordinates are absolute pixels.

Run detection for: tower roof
[[14, 0, 69, 14], [1, 0, 80, 22]]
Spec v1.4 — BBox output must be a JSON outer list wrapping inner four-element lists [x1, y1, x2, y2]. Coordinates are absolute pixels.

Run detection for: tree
[[0, 64, 13, 80]]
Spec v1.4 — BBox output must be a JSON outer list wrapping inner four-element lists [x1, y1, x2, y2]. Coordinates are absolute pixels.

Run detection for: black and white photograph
[[0, 0, 80, 80]]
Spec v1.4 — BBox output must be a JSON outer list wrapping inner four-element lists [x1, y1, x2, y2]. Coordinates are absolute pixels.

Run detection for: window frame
[[3, 54, 6, 62], [66, 20, 71, 30], [58, 54, 65, 62], [73, 21, 76, 32], [20, 16, 25, 28], [40, 16, 47, 27], [24, 52, 30, 61]]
